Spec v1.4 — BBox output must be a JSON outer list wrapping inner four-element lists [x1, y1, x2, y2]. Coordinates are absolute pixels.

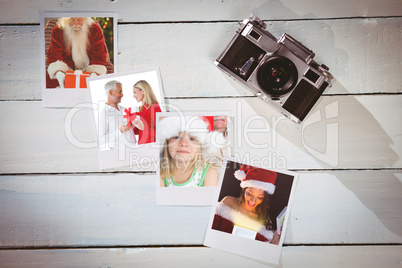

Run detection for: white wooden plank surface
[[0, 246, 401, 268], [120, 18, 402, 97], [0, 17, 401, 100], [173, 95, 402, 170], [0, 95, 401, 173], [1, 0, 401, 23], [0, 171, 401, 247], [1, 1, 401, 265]]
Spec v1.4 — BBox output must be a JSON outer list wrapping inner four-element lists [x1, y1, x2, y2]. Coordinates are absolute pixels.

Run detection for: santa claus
[[46, 17, 108, 88]]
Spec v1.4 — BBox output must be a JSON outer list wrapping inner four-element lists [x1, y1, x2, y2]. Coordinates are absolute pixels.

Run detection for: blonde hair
[[133, 80, 159, 110], [160, 138, 207, 180]]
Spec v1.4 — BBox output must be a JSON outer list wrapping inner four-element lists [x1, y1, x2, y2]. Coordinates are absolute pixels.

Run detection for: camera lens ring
[[257, 56, 298, 96]]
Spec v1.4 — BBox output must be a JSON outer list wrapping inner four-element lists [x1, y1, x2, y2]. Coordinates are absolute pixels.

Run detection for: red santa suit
[[133, 103, 162, 144], [212, 202, 274, 243], [46, 21, 108, 88]]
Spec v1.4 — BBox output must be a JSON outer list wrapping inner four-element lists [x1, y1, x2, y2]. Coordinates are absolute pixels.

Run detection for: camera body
[[215, 16, 333, 123]]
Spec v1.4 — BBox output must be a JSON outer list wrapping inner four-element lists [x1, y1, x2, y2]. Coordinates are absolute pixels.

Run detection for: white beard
[[63, 23, 90, 70]]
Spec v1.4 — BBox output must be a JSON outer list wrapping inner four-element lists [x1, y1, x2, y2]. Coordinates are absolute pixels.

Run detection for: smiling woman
[[131, 80, 162, 144], [211, 164, 281, 244]]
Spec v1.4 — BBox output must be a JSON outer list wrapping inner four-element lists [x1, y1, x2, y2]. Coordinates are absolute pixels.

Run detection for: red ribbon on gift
[[124, 108, 137, 126]]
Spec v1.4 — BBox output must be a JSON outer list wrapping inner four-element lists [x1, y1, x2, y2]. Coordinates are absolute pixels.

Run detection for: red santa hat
[[234, 165, 277, 194], [158, 115, 229, 157], [158, 116, 210, 146]]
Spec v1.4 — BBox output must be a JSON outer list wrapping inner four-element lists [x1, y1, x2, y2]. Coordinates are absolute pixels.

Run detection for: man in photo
[[98, 80, 136, 150], [46, 17, 109, 88]]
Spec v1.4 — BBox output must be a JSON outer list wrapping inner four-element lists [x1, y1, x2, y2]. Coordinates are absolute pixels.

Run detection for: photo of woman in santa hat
[[211, 162, 294, 244], [158, 115, 229, 188]]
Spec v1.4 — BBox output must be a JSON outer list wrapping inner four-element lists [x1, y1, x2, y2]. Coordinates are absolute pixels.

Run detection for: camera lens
[[257, 56, 298, 96]]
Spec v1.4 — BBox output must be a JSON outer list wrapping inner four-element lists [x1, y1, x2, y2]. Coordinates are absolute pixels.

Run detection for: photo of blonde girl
[[158, 116, 219, 187]]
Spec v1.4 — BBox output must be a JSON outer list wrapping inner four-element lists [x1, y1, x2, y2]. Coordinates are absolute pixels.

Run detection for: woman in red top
[[132, 80, 162, 144]]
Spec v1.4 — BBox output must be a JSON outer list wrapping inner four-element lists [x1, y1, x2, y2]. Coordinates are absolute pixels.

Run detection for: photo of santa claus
[[43, 14, 115, 89]]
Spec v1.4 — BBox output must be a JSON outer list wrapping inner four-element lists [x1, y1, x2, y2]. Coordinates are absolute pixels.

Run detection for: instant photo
[[40, 11, 118, 107], [87, 68, 165, 170], [156, 111, 232, 206], [204, 158, 298, 264]]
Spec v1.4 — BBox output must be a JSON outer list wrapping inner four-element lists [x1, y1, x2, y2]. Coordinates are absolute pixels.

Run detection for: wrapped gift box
[[64, 71, 90, 88], [124, 108, 138, 126]]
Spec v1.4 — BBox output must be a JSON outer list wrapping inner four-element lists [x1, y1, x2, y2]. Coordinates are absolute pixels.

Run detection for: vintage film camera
[[215, 16, 333, 123]]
